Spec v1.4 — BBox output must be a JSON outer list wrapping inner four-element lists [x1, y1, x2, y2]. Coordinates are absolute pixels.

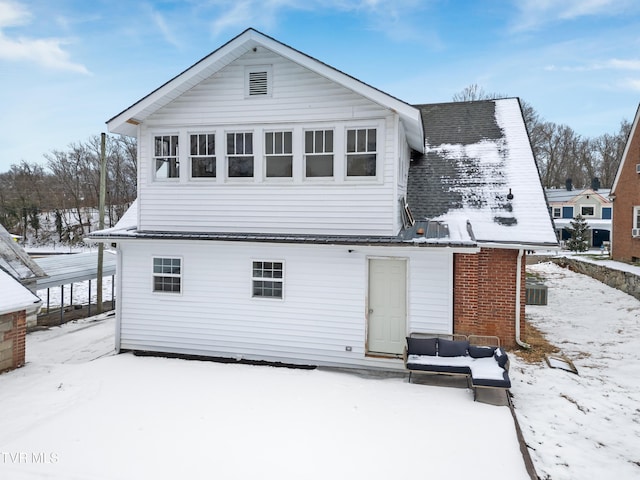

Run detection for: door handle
[[368, 309, 374, 314]]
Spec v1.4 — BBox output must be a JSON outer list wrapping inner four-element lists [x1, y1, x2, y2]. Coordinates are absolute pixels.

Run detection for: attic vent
[[249, 71, 268, 95], [245, 66, 271, 97]]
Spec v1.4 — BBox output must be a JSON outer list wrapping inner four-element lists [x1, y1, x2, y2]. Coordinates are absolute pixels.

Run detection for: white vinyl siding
[[137, 49, 403, 235], [118, 241, 453, 370]]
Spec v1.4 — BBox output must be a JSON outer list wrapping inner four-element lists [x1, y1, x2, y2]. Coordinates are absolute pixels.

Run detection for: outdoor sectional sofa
[[403, 333, 511, 400]]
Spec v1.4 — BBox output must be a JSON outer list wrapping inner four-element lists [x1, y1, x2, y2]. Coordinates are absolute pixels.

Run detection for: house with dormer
[[90, 29, 557, 370], [611, 104, 640, 262]]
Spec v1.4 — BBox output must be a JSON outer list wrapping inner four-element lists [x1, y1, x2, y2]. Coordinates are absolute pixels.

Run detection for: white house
[[91, 29, 557, 370]]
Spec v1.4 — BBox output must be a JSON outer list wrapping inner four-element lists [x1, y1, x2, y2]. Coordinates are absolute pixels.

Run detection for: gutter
[[515, 249, 531, 349]]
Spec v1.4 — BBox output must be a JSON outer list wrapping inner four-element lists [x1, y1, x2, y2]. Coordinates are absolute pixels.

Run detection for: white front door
[[367, 258, 407, 355]]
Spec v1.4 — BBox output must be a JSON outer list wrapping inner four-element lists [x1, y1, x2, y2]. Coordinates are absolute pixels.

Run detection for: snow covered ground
[[0, 315, 528, 480], [511, 261, 640, 480], [2, 260, 639, 479]]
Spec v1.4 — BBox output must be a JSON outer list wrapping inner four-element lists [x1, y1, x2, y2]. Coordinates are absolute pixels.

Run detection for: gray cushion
[[406, 337, 437, 356], [468, 345, 496, 358], [438, 338, 469, 357]]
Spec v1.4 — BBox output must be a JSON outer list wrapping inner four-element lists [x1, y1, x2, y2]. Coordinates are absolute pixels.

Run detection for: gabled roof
[[407, 98, 558, 248], [611, 103, 640, 195], [107, 28, 424, 151], [0, 224, 47, 282]]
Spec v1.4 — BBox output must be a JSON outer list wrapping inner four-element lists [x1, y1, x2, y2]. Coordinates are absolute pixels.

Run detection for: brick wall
[[0, 310, 26, 373], [453, 248, 526, 348], [612, 120, 640, 262]]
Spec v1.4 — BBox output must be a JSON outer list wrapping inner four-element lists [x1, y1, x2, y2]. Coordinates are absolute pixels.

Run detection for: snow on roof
[[0, 269, 41, 316], [0, 223, 47, 282], [545, 188, 611, 204], [409, 98, 558, 248]]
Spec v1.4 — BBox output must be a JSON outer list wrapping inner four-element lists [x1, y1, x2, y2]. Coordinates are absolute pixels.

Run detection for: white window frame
[[633, 206, 640, 229], [580, 204, 596, 217], [245, 65, 272, 98], [153, 134, 180, 181], [152, 257, 182, 294], [264, 130, 293, 179], [552, 207, 561, 218], [251, 260, 284, 300], [345, 127, 378, 178], [304, 129, 334, 179], [226, 131, 254, 180], [189, 133, 216, 180]]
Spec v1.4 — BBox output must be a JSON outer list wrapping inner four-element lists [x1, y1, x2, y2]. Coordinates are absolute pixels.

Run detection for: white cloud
[[510, 0, 639, 32], [544, 58, 640, 72], [621, 78, 640, 91], [0, 0, 29, 27], [209, 0, 433, 44], [150, 8, 182, 48], [0, 0, 89, 74]]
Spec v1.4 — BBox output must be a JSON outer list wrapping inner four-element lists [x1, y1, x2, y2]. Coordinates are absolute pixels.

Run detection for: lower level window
[[153, 257, 181, 293], [252, 261, 283, 298]]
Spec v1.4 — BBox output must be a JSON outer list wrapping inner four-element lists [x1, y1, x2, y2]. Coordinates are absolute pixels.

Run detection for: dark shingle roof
[[408, 100, 506, 221]]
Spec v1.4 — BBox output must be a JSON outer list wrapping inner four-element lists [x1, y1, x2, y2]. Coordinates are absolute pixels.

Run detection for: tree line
[[453, 84, 631, 190], [0, 135, 136, 243]]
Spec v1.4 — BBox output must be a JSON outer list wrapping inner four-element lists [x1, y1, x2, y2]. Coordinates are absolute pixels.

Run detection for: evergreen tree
[[566, 214, 590, 252]]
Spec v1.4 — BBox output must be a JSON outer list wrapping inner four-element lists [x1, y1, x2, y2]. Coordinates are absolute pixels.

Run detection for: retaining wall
[[550, 257, 640, 301]]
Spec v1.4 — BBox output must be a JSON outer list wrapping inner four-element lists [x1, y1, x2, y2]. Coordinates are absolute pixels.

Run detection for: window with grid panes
[[346, 128, 377, 176], [265, 131, 293, 177], [190, 134, 216, 178], [252, 261, 283, 298], [227, 132, 254, 177], [153, 258, 181, 293], [154, 135, 179, 179], [304, 130, 334, 177]]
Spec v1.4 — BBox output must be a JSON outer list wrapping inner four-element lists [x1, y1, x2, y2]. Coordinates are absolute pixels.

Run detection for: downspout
[[515, 249, 531, 349]]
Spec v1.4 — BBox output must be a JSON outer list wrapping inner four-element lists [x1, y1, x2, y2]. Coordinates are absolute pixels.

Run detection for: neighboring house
[[0, 224, 47, 328], [0, 269, 41, 373], [90, 29, 557, 370], [611, 104, 640, 262], [546, 180, 612, 248]]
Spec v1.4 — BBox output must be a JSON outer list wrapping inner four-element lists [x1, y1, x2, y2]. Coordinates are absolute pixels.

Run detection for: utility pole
[[97, 133, 107, 314]]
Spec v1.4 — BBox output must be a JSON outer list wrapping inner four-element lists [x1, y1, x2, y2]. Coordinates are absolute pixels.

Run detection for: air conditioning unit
[[632, 228, 640, 237], [636, 164, 640, 174]]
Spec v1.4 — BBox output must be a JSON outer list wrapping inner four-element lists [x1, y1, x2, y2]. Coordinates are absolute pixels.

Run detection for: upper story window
[[562, 206, 574, 219], [153, 257, 181, 293], [190, 133, 216, 178], [602, 207, 612, 220], [265, 131, 293, 178], [305, 130, 334, 178], [581, 205, 595, 217], [227, 132, 254, 178], [154, 135, 179, 179], [346, 128, 377, 177], [552, 207, 561, 218]]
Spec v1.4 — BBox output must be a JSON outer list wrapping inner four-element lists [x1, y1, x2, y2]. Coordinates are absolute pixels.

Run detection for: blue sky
[[1, 0, 639, 173]]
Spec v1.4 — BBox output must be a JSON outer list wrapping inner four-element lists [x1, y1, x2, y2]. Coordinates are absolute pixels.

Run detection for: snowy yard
[[0, 315, 528, 480], [2, 260, 639, 479], [511, 261, 640, 480]]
